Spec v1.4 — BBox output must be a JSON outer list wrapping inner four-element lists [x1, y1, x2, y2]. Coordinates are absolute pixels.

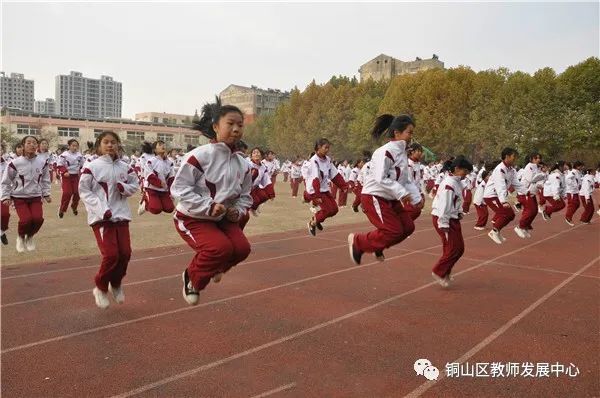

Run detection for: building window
[[16, 124, 40, 135], [157, 133, 174, 143], [93, 129, 106, 138], [127, 131, 145, 141], [58, 127, 80, 137], [153, 117, 159, 123], [184, 134, 200, 146], [162, 118, 169, 124]]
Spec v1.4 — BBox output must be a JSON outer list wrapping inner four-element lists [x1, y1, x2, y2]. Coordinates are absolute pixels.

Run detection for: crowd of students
[[1, 104, 598, 308]]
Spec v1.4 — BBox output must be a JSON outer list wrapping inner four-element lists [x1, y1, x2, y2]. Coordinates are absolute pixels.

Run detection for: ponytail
[[193, 96, 243, 140], [371, 114, 415, 139]]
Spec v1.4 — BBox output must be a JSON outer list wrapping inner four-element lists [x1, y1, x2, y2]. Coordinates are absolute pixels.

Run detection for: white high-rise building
[[55, 71, 122, 118], [34, 98, 57, 114], [0, 72, 35, 112]]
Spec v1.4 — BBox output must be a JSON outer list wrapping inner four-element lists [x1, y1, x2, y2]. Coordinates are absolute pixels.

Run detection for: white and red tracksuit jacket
[[361, 140, 421, 205], [483, 161, 522, 203], [143, 155, 174, 192], [543, 170, 565, 200], [349, 167, 360, 188], [1, 155, 51, 200], [565, 169, 582, 195], [290, 162, 302, 179], [431, 174, 464, 229], [262, 159, 277, 178], [579, 174, 594, 199], [408, 158, 424, 194], [305, 154, 347, 196], [57, 150, 84, 175], [170, 142, 253, 221], [246, 158, 271, 189], [473, 179, 487, 206], [78, 155, 139, 225]]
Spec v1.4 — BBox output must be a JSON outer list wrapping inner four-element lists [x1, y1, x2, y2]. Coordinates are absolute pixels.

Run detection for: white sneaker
[[513, 226, 527, 239], [16, 236, 26, 253], [137, 202, 146, 216], [597, 209, 600, 216], [524, 229, 532, 238], [565, 218, 575, 227], [212, 272, 223, 283], [499, 231, 507, 242], [541, 210, 550, 221], [474, 226, 486, 231], [93, 287, 110, 309], [24, 235, 36, 251], [488, 229, 503, 245], [431, 272, 449, 288], [109, 283, 125, 304]]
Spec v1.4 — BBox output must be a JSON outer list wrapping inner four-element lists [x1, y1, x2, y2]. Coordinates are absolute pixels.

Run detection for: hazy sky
[[2, 2, 598, 118]]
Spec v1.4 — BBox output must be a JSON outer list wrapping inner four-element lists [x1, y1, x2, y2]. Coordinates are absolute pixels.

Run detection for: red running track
[[1, 212, 599, 397]]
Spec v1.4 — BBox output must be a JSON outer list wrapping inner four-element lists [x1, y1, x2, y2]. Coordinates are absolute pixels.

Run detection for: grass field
[[1, 180, 415, 267]]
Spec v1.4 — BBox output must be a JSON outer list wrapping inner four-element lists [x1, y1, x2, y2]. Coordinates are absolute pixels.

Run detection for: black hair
[[141, 141, 153, 154], [538, 161, 546, 167], [451, 155, 473, 173], [501, 147, 518, 160], [441, 160, 453, 173], [93, 131, 121, 155], [362, 150, 372, 162], [529, 152, 541, 162], [192, 96, 244, 140], [584, 168, 594, 175], [573, 160, 584, 169], [152, 140, 165, 154], [250, 147, 265, 158], [550, 160, 566, 172], [480, 170, 489, 180], [236, 140, 248, 152], [371, 114, 415, 139], [67, 139, 79, 146], [408, 143, 423, 153], [265, 150, 275, 156], [314, 138, 331, 151], [39, 138, 49, 145], [20, 135, 39, 146], [87, 141, 94, 151], [186, 144, 195, 152]]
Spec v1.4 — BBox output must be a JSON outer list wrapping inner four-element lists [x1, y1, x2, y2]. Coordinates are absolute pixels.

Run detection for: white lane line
[[1, 243, 347, 307], [416, 251, 600, 281], [404, 254, 599, 398], [1, 233, 486, 354], [1, 223, 371, 280], [249, 382, 297, 398], [2, 221, 463, 307], [107, 228, 571, 397]]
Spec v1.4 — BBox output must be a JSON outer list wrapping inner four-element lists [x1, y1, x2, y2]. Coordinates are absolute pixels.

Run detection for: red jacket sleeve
[[331, 173, 347, 191]]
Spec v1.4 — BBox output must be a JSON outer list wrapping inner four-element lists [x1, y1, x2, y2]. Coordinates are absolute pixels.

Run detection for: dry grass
[[2, 180, 424, 267]]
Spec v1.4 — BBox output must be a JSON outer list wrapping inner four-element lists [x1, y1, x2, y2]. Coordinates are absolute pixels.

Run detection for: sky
[[2, 1, 598, 118]]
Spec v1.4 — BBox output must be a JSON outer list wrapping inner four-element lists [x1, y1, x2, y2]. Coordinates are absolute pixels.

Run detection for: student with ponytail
[[79, 131, 138, 308], [0, 143, 10, 245], [57, 139, 84, 218], [348, 114, 422, 264], [171, 98, 252, 305], [578, 169, 596, 224], [305, 138, 348, 236], [1, 136, 51, 253]]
